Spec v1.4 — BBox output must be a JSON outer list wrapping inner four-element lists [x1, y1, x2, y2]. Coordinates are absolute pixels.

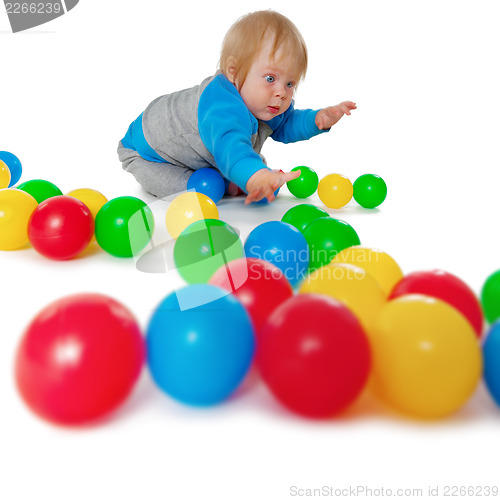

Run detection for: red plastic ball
[[209, 258, 293, 341], [258, 294, 371, 418], [389, 269, 484, 337], [15, 293, 145, 425], [28, 195, 94, 260]]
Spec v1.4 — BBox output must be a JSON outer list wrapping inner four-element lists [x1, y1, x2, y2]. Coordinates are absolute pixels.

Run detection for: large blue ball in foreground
[[483, 321, 500, 406], [244, 220, 309, 287], [146, 284, 254, 406], [0, 151, 22, 187], [187, 168, 225, 203]]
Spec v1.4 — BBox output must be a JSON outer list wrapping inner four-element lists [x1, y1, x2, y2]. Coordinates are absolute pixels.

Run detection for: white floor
[[1, 1, 500, 499]]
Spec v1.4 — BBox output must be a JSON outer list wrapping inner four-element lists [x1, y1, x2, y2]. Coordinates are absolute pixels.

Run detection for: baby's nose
[[275, 85, 287, 98]]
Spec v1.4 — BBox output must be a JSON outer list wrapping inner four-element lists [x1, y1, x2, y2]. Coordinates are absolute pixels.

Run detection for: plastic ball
[[369, 295, 482, 419], [253, 187, 280, 204], [302, 217, 360, 272], [481, 270, 500, 325], [0, 159, 11, 189], [67, 188, 108, 243], [483, 322, 500, 406], [28, 195, 94, 260], [390, 269, 483, 338], [209, 257, 293, 340], [174, 218, 244, 284], [166, 192, 218, 238], [17, 179, 62, 203], [332, 246, 404, 297], [15, 293, 145, 425], [353, 174, 387, 209], [244, 221, 309, 287], [95, 196, 154, 258], [281, 203, 329, 233], [0, 188, 38, 251], [318, 173, 353, 209], [146, 284, 254, 406], [0, 151, 22, 186], [286, 166, 319, 198], [187, 168, 225, 204], [66, 188, 108, 219], [258, 293, 371, 418], [299, 263, 386, 332]]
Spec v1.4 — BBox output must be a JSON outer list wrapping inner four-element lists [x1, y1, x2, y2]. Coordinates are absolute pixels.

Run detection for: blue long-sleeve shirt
[[121, 73, 328, 190]]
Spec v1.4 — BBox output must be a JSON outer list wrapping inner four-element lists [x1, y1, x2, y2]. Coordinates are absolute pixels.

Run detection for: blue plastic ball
[[244, 221, 309, 287], [483, 321, 500, 406], [146, 284, 255, 406], [187, 168, 225, 203], [0, 151, 22, 187], [254, 187, 280, 204]]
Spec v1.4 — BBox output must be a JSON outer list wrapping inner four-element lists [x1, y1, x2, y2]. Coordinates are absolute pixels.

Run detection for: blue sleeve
[[267, 103, 329, 144], [198, 75, 269, 191]]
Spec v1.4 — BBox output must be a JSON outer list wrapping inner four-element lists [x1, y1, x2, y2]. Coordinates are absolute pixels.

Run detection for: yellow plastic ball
[[369, 295, 482, 419], [299, 262, 386, 332], [317, 173, 353, 209], [166, 192, 219, 238], [66, 188, 108, 242], [0, 188, 38, 250], [332, 246, 404, 297], [66, 188, 108, 219], [0, 160, 11, 189]]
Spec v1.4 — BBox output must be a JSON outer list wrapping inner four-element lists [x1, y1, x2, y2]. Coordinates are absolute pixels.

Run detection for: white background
[[1, 1, 500, 499]]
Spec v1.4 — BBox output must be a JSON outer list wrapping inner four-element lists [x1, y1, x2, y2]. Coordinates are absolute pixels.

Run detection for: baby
[[118, 10, 356, 204]]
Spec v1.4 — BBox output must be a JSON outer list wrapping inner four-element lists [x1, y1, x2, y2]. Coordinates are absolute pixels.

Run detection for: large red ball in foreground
[[389, 269, 484, 337], [209, 258, 293, 340], [15, 293, 145, 425], [28, 195, 94, 260], [258, 294, 371, 418]]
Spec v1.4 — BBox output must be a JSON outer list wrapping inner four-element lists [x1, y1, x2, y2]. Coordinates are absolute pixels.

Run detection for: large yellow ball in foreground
[[369, 294, 482, 419], [166, 192, 219, 238]]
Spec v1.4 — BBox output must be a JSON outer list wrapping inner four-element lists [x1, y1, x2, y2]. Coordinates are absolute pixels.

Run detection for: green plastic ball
[[302, 217, 361, 272], [17, 179, 62, 203], [174, 219, 244, 284], [481, 270, 500, 324], [95, 196, 154, 258], [353, 174, 387, 209], [286, 166, 319, 198], [281, 204, 330, 233]]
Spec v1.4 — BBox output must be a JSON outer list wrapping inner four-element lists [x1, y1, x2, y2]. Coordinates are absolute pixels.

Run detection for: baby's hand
[[245, 168, 300, 204], [315, 101, 357, 130]]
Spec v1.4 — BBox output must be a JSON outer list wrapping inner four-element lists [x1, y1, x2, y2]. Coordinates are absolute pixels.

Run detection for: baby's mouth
[[268, 105, 280, 114]]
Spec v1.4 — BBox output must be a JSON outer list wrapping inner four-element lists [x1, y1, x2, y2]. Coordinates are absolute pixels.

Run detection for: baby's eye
[[287, 81, 295, 88], [265, 75, 275, 83]]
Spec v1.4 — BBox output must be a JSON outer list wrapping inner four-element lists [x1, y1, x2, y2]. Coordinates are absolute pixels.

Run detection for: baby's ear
[[225, 57, 238, 84]]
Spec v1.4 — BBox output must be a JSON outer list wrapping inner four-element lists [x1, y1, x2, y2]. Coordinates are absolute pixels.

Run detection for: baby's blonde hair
[[219, 10, 308, 90]]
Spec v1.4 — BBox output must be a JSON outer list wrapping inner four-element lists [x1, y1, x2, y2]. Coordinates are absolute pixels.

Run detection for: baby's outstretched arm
[[245, 169, 300, 204], [315, 101, 357, 130]]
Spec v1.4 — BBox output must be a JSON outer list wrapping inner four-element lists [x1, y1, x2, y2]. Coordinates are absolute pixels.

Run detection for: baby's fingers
[[245, 187, 262, 204], [281, 170, 301, 183]]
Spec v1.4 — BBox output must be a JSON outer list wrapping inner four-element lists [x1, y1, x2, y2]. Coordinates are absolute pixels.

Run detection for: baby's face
[[237, 38, 300, 121]]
